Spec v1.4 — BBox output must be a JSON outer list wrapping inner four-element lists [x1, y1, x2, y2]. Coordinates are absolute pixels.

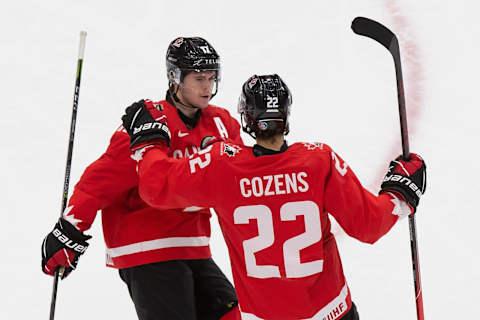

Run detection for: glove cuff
[[380, 183, 419, 212]]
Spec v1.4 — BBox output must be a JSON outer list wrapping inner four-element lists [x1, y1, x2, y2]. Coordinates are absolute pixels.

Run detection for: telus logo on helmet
[[193, 58, 218, 67], [52, 228, 87, 253]]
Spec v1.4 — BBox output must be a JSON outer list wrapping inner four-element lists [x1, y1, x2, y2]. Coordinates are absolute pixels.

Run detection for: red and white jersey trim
[[105, 236, 210, 258], [313, 284, 349, 320], [240, 284, 349, 320]]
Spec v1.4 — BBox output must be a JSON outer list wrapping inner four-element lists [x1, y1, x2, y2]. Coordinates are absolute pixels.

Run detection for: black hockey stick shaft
[[351, 17, 424, 320], [49, 31, 87, 320]]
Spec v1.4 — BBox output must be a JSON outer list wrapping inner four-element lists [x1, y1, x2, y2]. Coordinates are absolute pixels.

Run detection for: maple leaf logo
[[62, 205, 83, 229], [223, 143, 241, 157], [303, 142, 323, 150]]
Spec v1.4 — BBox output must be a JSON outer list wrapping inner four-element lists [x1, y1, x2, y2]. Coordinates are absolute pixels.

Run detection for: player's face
[[178, 71, 217, 109]]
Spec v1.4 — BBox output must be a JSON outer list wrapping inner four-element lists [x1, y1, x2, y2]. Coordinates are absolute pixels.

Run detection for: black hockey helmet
[[166, 37, 221, 98], [237, 74, 292, 138]]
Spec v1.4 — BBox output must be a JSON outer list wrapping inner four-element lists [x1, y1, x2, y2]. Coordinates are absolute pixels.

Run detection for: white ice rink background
[[1, 0, 479, 319]]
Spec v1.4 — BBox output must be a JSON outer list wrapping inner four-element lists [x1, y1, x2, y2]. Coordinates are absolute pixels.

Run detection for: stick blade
[[351, 17, 396, 50]]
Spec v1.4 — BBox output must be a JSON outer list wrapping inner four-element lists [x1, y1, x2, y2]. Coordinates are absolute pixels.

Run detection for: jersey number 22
[[234, 200, 323, 279]]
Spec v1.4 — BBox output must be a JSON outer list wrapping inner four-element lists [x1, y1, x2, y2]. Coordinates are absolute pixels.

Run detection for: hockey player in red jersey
[[41, 37, 242, 320], [121, 74, 427, 320]]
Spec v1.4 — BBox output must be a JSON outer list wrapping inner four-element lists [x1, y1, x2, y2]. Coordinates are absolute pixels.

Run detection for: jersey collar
[[253, 141, 289, 157]]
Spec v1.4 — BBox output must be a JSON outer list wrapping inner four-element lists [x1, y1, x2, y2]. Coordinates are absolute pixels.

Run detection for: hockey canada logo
[[303, 142, 324, 150], [173, 38, 184, 47], [222, 143, 241, 157], [248, 77, 258, 89]]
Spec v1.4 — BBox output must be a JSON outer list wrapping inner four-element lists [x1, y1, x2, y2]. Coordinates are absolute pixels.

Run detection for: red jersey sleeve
[[322, 145, 402, 244], [138, 143, 221, 210], [64, 129, 139, 232]]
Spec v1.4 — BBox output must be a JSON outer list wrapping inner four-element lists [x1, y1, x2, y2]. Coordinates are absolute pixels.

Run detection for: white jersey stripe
[[214, 117, 229, 139], [106, 236, 210, 258]]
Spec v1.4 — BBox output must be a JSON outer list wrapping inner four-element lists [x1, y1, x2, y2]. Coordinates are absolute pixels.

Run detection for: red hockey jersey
[[63, 99, 242, 269], [136, 141, 410, 320]]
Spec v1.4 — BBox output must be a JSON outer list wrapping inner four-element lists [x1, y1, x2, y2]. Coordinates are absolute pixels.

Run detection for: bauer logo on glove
[[41, 218, 91, 278], [382, 173, 423, 198], [122, 99, 171, 149], [133, 121, 171, 138], [380, 153, 426, 213], [51, 227, 88, 254]]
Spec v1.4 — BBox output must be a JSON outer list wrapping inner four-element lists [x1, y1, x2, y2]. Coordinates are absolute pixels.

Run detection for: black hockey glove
[[380, 153, 426, 213], [41, 218, 91, 279], [121, 99, 171, 150]]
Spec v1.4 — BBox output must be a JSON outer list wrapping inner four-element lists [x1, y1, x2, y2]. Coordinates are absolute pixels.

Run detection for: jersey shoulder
[[148, 99, 177, 115], [116, 98, 181, 144], [148, 99, 190, 131], [289, 141, 334, 156], [203, 104, 236, 120], [283, 142, 336, 177]]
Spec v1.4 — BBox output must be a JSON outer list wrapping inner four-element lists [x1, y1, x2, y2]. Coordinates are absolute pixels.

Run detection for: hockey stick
[[351, 17, 424, 320], [49, 31, 87, 320]]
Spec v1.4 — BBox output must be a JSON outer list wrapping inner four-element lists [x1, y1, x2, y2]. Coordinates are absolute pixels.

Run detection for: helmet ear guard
[[167, 60, 182, 85], [237, 74, 292, 139]]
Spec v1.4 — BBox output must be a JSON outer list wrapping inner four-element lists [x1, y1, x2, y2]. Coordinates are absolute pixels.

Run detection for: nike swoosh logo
[[178, 131, 189, 137]]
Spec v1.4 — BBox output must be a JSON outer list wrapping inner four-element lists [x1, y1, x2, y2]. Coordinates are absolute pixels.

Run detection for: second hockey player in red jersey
[[122, 74, 427, 319], [42, 37, 242, 320]]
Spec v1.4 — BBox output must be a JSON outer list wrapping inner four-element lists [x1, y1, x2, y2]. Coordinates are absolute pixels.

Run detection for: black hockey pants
[[341, 302, 360, 320], [119, 258, 238, 320]]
